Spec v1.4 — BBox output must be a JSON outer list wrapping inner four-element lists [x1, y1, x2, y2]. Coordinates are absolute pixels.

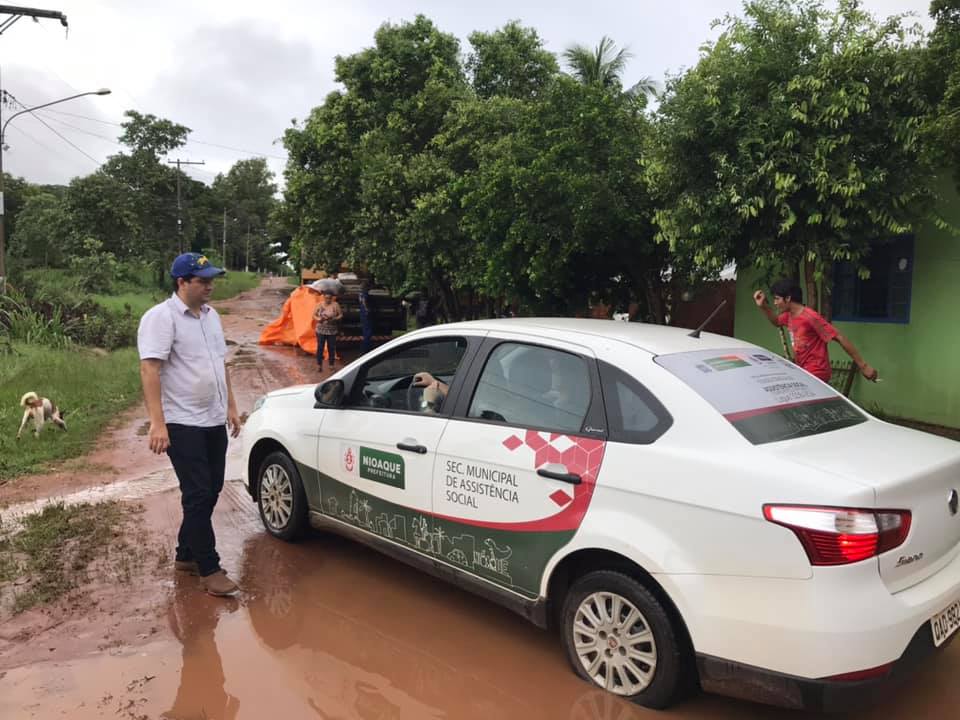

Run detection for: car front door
[[315, 335, 478, 557], [432, 337, 608, 598]]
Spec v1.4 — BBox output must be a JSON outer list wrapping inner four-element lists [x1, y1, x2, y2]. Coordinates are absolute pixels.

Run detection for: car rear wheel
[[560, 570, 685, 709], [257, 451, 308, 541]]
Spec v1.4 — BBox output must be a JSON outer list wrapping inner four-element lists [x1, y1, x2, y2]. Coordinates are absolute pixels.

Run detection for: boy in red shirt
[[753, 279, 878, 383]]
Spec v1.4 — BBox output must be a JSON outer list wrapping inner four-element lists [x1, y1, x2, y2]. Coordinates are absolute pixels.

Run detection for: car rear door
[[432, 336, 608, 598]]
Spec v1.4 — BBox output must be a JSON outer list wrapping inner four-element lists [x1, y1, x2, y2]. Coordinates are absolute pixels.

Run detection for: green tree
[[467, 21, 559, 99], [563, 36, 632, 89], [925, 0, 960, 184], [211, 158, 277, 270], [451, 78, 664, 316], [7, 192, 73, 267], [101, 110, 192, 274], [65, 172, 140, 260], [284, 15, 469, 306], [648, 0, 941, 313]]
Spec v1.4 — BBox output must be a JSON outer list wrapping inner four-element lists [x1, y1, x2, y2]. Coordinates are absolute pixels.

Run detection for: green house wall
[[734, 179, 960, 429]]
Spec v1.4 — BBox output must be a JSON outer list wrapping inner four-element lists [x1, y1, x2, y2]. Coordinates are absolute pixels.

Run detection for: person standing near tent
[[753, 278, 878, 384], [313, 290, 343, 370]]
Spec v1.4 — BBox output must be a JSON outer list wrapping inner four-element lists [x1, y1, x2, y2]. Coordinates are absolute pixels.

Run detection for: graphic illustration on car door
[[432, 342, 606, 597]]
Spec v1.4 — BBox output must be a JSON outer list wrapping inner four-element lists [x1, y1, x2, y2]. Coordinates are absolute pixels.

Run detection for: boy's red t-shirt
[[777, 307, 837, 381]]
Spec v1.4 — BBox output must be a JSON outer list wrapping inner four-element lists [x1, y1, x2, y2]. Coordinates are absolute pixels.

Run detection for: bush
[[4, 275, 138, 350], [0, 290, 74, 350]]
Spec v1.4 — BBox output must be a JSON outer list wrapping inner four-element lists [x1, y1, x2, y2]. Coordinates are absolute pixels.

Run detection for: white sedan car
[[241, 319, 960, 710]]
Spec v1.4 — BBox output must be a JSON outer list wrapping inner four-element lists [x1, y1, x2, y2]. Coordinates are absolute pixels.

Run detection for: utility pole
[[245, 219, 251, 273], [0, 4, 69, 293], [222, 207, 227, 270], [167, 158, 204, 254]]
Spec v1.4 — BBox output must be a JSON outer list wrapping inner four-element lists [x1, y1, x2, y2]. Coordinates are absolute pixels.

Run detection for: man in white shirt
[[138, 253, 242, 597]]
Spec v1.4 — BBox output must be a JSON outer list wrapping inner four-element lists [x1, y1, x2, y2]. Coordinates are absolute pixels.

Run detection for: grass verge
[[212, 271, 260, 300], [0, 501, 149, 614], [91, 291, 164, 318], [93, 271, 259, 317], [0, 344, 141, 482]]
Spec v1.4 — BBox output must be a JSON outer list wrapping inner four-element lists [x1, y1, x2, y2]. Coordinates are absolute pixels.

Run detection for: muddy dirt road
[[2, 277, 959, 719]]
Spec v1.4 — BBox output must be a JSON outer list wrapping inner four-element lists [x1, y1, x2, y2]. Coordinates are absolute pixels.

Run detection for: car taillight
[[763, 505, 911, 566]]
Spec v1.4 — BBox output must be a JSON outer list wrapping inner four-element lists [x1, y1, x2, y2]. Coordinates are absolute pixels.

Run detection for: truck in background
[[300, 267, 407, 348]]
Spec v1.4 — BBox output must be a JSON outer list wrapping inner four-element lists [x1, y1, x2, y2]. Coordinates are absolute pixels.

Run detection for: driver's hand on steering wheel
[[413, 372, 437, 387]]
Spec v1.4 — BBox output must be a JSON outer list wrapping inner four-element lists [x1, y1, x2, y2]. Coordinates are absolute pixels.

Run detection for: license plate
[[931, 599, 960, 648]]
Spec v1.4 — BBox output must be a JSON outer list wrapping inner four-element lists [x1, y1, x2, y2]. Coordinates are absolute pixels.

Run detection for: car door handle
[[537, 468, 582, 485], [396, 442, 428, 455]]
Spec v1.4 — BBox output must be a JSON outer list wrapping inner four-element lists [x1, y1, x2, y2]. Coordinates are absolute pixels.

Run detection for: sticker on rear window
[[656, 350, 866, 444]]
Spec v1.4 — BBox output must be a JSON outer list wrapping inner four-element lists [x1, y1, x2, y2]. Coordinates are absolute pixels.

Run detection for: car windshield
[[655, 349, 866, 445]]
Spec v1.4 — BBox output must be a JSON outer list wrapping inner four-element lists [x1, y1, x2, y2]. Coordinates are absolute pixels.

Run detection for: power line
[[7, 123, 66, 159], [4, 92, 102, 166], [41, 108, 123, 126], [34, 110, 123, 145], [40, 107, 289, 159], [187, 137, 287, 161], [31, 112, 231, 183]]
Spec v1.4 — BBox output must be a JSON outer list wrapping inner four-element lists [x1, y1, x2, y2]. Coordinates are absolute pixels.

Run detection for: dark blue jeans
[[166, 424, 228, 577], [361, 316, 373, 352], [317, 332, 337, 366]]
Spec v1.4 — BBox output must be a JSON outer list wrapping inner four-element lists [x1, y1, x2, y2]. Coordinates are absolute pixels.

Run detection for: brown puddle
[[4, 506, 960, 720], [3, 278, 960, 719]]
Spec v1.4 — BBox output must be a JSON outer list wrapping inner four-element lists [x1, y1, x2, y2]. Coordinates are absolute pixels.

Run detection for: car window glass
[[468, 343, 590, 432], [616, 378, 659, 432], [349, 337, 468, 413], [598, 361, 672, 444], [655, 349, 865, 444]]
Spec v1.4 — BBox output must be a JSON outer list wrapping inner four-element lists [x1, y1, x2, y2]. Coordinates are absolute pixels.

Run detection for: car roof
[[415, 318, 757, 356]]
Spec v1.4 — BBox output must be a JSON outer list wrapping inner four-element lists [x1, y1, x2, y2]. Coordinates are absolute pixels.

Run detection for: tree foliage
[[925, 0, 960, 185], [648, 0, 940, 311], [467, 22, 559, 99], [283, 18, 665, 319], [9, 109, 281, 281], [563, 36, 632, 89]]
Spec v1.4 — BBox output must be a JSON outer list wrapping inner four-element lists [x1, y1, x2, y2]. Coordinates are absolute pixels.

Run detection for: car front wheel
[[257, 450, 308, 541], [560, 570, 685, 709]]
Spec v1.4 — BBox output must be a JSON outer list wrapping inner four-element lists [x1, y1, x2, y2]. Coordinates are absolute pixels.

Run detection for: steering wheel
[[406, 377, 423, 413], [363, 387, 390, 408]]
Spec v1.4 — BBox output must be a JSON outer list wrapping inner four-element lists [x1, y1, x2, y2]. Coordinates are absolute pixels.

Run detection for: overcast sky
[[0, 0, 933, 188]]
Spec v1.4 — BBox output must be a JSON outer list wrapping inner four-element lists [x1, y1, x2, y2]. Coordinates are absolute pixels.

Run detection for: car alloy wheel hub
[[261, 464, 293, 530], [572, 591, 657, 696]]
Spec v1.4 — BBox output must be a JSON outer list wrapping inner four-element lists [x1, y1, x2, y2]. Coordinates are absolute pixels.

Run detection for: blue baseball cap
[[170, 253, 225, 279]]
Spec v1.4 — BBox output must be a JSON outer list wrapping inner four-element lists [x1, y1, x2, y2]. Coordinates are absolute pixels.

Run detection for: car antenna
[[688, 299, 727, 338]]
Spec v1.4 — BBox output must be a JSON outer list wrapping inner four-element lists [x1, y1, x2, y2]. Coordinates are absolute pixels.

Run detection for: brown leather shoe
[[202, 570, 239, 597], [174, 560, 199, 575]]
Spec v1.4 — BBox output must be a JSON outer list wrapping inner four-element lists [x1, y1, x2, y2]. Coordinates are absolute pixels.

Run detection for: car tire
[[257, 450, 309, 541], [560, 570, 685, 709]]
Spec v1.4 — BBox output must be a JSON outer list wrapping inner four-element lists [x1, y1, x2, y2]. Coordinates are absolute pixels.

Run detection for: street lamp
[[0, 88, 111, 292]]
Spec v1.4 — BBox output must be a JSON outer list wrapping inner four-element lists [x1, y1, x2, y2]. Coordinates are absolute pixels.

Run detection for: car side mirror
[[315, 379, 345, 408]]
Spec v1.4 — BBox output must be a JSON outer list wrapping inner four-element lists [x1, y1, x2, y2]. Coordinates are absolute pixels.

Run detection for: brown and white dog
[[17, 391, 67, 439]]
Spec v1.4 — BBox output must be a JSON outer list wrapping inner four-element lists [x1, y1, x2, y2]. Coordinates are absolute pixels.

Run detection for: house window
[[832, 236, 914, 323]]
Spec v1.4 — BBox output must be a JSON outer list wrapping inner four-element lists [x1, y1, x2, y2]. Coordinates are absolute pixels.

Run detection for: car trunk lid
[[769, 420, 960, 593]]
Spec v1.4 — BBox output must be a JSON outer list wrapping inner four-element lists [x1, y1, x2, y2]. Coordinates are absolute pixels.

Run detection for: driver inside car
[[412, 372, 448, 413]]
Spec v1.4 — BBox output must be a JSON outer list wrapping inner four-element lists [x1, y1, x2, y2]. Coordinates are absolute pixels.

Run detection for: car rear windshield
[[655, 349, 866, 444]]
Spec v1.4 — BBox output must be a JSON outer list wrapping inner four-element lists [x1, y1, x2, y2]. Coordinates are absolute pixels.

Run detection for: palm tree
[[563, 36, 633, 89], [627, 75, 660, 99]]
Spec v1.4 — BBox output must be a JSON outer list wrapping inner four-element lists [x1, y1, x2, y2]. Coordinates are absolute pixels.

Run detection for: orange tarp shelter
[[259, 285, 325, 357]]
